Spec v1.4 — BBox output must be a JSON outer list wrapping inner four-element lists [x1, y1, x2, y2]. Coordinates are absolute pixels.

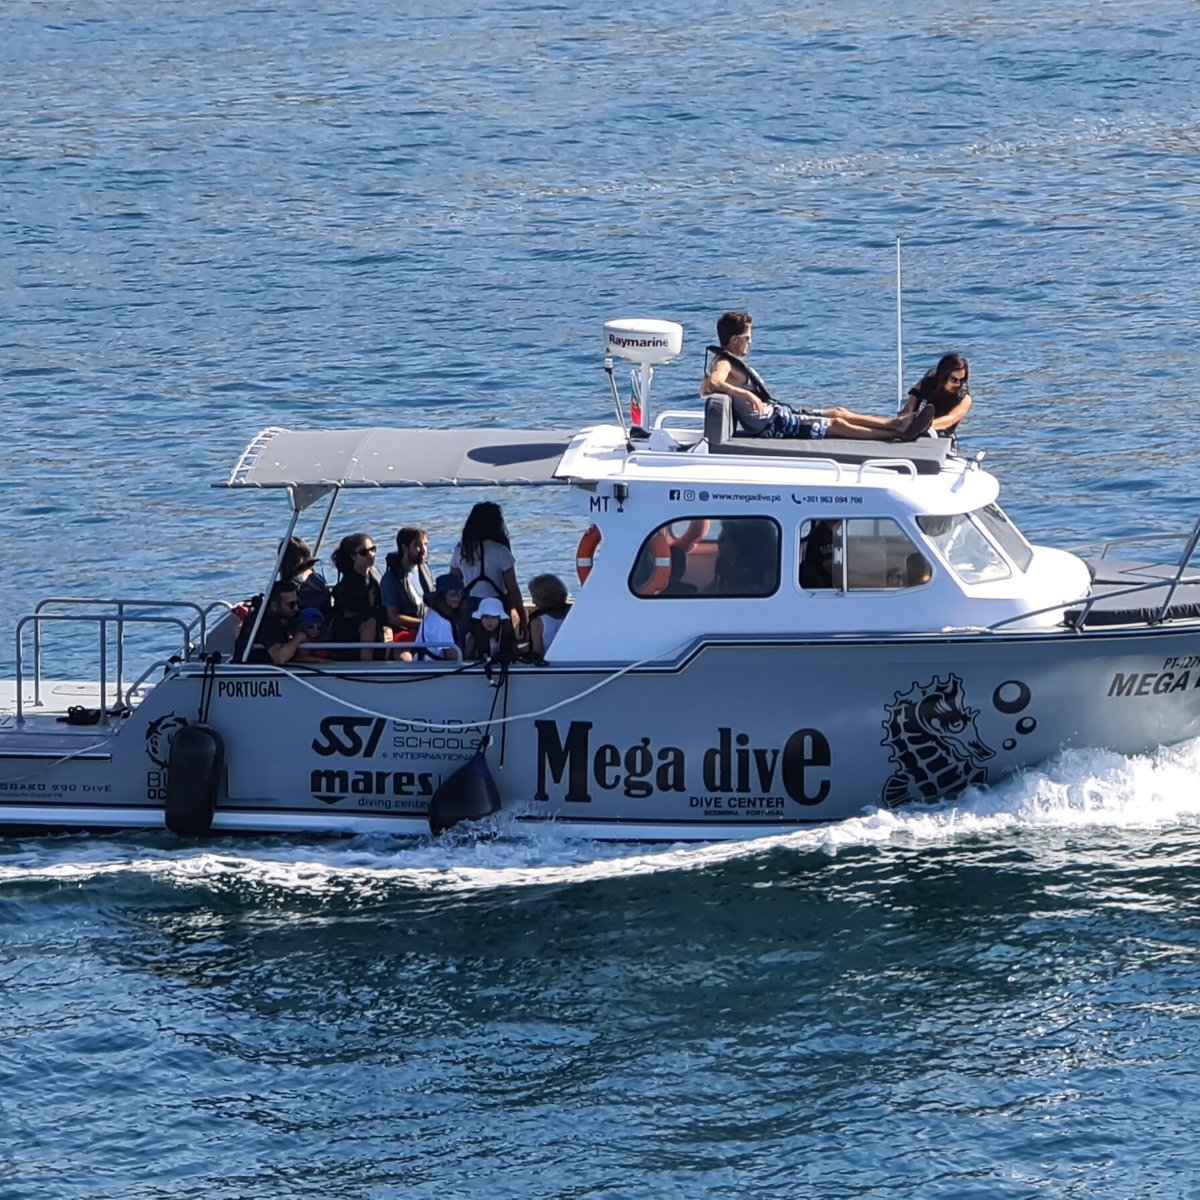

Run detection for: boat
[[3, 318, 1200, 840]]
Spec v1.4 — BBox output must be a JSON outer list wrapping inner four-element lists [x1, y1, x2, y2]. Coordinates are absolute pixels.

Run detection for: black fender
[[427, 750, 501, 835], [164, 723, 225, 836]]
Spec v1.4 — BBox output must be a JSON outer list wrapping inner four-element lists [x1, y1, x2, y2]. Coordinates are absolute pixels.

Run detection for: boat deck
[[0, 681, 123, 757], [1070, 560, 1200, 627]]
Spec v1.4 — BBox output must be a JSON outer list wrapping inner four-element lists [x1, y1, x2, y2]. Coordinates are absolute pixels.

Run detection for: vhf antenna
[[895, 236, 905, 413]]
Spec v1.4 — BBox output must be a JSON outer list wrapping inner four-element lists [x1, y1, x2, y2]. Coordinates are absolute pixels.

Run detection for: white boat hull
[[3, 625, 1199, 839]]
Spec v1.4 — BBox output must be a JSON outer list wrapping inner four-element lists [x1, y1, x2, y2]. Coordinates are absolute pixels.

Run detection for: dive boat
[[2, 319, 1199, 840]]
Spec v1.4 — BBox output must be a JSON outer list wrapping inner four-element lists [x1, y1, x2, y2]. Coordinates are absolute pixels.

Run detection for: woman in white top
[[449, 501, 524, 635], [416, 574, 465, 661]]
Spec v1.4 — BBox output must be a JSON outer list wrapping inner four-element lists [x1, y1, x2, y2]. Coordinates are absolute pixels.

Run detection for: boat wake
[[2, 737, 1197, 896]]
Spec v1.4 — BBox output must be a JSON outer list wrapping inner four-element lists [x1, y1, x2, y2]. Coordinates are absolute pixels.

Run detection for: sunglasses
[[356, 546, 377, 557]]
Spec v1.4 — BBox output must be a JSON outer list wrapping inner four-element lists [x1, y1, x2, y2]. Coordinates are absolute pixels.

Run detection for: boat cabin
[[217, 319, 1092, 665]]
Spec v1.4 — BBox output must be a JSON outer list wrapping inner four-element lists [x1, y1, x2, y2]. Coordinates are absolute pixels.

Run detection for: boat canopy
[[220, 426, 576, 503]]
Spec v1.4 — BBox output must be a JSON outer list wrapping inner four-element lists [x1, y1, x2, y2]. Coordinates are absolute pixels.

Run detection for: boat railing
[[15, 611, 194, 725], [1096, 517, 1200, 563], [654, 409, 705, 431], [857, 458, 917, 480], [29, 599, 218, 709], [228, 639, 463, 663], [989, 571, 1200, 634]]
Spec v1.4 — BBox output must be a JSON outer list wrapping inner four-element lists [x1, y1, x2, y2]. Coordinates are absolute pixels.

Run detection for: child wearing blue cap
[[415, 574, 465, 661]]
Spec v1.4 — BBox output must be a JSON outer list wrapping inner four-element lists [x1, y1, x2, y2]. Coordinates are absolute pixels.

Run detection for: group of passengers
[[233, 501, 572, 666], [701, 310, 972, 442]]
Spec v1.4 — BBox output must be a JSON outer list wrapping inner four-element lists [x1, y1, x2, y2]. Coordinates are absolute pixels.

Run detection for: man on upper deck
[[700, 311, 933, 442]]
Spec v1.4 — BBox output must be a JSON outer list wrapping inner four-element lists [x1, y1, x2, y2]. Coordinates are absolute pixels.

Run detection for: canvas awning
[[220, 427, 577, 502]]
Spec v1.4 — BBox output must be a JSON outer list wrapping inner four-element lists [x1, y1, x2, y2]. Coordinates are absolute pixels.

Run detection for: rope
[[0, 738, 116, 785], [198, 654, 219, 724], [240, 648, 677, 731]]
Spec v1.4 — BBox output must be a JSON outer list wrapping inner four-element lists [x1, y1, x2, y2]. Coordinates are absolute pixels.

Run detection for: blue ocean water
[[2, 1, 1200, 1195]]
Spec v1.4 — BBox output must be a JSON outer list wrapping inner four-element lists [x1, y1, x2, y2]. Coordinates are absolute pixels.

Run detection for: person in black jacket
[[329, 533, 385, 661], [381, 525, 434, 645]]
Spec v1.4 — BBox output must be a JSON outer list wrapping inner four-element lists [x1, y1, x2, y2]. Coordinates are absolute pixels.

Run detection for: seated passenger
[[417, 574, 465, 661], [801, 521, 838, 589], [381, 524, 434, 644], [294, 606, 331, 662], [281, 536, 332, 617], [711, 520, 776, 596], [902, 354, 972, 436], [232, 582, 311, 665], [329, 534, 385, 662], [450, 501, 525, 636], [463, 597, 518, 664], [906, 552, 933, 586], [527, 574, 572, 658], [700, 311, 933, 442]]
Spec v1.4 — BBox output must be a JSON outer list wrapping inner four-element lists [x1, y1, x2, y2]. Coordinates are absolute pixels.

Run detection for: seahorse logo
[[880, 674, 994, 808], [145, 713, 188, 769]]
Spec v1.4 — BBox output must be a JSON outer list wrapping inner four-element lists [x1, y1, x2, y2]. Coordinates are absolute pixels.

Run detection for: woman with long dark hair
[[280, 535, 332, 617], [902, 353, 972, 436], [449, 501, 524, 634], [329, 533, 385, 661]]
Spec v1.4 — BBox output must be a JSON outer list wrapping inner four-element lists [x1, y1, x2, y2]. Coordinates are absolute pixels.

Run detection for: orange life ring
[[669, 519, 710, 553], [639, 529, 674, 596], [576, 524, 602, 584]]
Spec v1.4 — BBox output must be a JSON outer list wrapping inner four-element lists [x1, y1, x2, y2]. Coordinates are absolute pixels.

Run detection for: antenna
[[895, 236, 904, 414], [603, 357, 629, 435]]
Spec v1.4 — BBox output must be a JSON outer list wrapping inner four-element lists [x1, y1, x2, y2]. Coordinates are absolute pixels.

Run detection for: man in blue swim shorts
[[700, 311, 934, 442]]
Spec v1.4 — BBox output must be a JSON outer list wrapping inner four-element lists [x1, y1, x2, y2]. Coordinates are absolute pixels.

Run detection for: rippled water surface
[[2, 0, 1200, 1195]]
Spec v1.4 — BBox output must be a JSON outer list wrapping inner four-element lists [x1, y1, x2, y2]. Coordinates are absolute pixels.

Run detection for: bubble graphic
[[1003, 738, 1017, 751], [1016, 716, 1037, 735], [993, 680, 1031, 714]]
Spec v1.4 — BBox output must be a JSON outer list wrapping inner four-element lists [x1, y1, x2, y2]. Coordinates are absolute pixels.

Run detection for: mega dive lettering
[[533, 721, 832, 807], [1107, 669, 1197, 697]]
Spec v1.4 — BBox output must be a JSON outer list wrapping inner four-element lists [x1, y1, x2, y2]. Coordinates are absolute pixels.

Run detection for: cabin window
[[917, 512, 1011, 583], [974, 503, 1034, 573], [629, 517, 780, 598], [800, 519, 932, 591]]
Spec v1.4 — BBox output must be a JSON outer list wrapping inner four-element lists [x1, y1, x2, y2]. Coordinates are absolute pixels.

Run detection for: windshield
[[917, 513, 1011, 584], [975, 503, 1034, 572]]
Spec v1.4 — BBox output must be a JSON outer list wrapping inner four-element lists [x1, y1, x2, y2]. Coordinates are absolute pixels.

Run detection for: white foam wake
[[1, 738, 1197, 894]]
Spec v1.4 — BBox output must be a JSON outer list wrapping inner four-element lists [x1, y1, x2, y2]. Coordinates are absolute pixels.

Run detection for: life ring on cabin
[[639, 529, 674, 596], [670, 519, 710, 553], [576, 524, 602, 584]]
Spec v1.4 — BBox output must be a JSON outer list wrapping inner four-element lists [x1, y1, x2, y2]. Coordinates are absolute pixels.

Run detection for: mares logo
[[532, 721, 832, 807], [310, 767, 435, 806], [312, 716, 387, 758]]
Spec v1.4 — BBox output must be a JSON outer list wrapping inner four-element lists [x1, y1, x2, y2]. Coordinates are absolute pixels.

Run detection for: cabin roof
[[218, 424, 994, 513]]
